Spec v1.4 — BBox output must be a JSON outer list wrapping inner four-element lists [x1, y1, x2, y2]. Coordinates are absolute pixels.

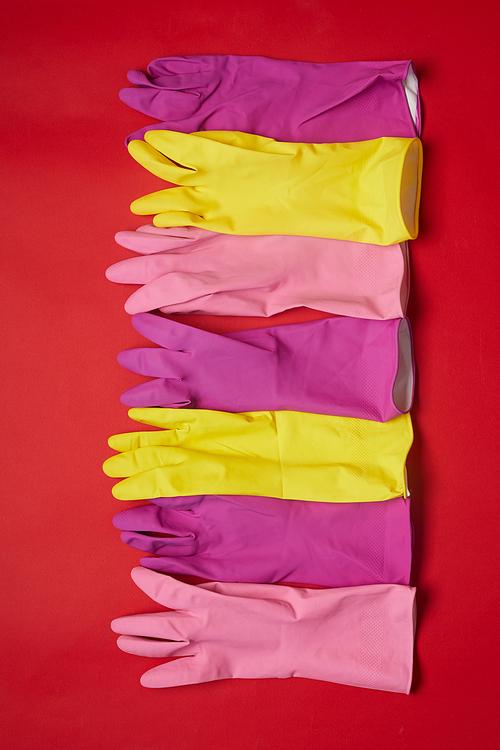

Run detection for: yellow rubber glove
[[103, 409, 413, 503], [128, 131, 422, 246]]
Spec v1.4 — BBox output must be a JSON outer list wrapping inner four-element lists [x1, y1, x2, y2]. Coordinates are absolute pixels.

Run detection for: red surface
[[2, 2, 500, 748]]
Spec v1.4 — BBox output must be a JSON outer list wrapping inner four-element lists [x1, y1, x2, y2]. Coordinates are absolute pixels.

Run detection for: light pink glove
[[112, 567, 416, 693], [107, 224, 408, 319]]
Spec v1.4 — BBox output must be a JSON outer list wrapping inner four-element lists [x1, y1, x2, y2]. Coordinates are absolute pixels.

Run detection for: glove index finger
[[128, 139, 197, 184], [128, 407, 189, 429], [192, 130, 297, 156], [131, 311, 213, 352], [114, 227, 198, 254], [107, 429, 179, 453], [130, 566, 212, 610]]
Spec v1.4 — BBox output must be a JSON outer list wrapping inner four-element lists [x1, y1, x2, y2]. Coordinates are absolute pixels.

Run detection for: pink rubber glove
[[112, 567, 416, 692], [113, 494, 412, 586], [121, 56, 420, 144], [118, 313, 414, 422], [107, 224, 409, 319]]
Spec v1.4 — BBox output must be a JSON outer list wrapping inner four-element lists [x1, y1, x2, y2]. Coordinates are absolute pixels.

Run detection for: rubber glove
[[112, 567, 416, 692], [129, 131, 423, 245], [113, 494, 412, 586], [103, 409, 413, 503], [118, 313, 414, 423], [107, 224, 409, 319], [120, 56, 420, 144]]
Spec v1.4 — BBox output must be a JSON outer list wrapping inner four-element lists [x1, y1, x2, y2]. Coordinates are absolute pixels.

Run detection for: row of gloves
[[105, 322, 415, 691], [107, 54, 422, 693]]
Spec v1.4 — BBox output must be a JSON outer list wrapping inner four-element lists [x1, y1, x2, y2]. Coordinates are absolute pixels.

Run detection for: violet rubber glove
[[118, 313, 414, 422], [112, 567, 416, 692], [121, 56, 420, 144], [113, 494, 412, 587], [107, 224, 409, 319]]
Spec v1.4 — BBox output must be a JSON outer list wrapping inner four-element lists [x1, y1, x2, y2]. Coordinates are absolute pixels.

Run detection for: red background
[[2, 1, 500, 748]]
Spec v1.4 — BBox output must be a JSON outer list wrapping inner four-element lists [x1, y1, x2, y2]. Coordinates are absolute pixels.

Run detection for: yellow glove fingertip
[[102, 456, 116, 477], [111, 482, 126, 500]]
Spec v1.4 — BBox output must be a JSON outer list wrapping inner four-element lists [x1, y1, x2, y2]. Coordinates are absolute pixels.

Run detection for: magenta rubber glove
[[112, 567, 416, 692], [121, 56, 420, 144], [107, 224, 409, 319], [118, 313, 414, 422], [113, 494, 412, 587]]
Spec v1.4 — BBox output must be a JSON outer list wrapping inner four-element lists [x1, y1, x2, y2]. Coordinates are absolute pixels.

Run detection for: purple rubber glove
[[118, 313, 414, 422], [113, 494, 412, 587], [112, 567, 416, 692], [107, 224, 409, 319], [121, 56, 420, 144]]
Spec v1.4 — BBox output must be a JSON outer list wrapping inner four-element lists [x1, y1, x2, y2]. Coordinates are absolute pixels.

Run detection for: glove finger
[[146, 495, 205, 510], [130, 566, 213, 609], [114, 227, 199, 255], [124, 117, 186, 145], [128, 139, 197, 184], [124, 276, 216, 315], [147, 56, 209, 76], [113, 503, 196, 534], [131, 312, 211, 352], [113, 495, 204, 513], [127, 406, 204, 430], [140, 556, 206, 574], [118, 344, 187, 376], [126, 407, 189, 430], [147, 56, 208, 76], [108, 427, 186, 452], [104, 445, 183, 479], [128, 406, 273, 435], [106, 256, 177, 285], [109, 454, 236, 501], [116, 634, 189, 659], [136, 224, 211, 239], [140, 652, 222, 688], [124, 69, 152, 86], [191, 130, 295, 156], [191, 130, 273, 150], [131, 186, 203, 218], [144, 129, 212, 161], [153, 210, 208, 229], [112, 611, 195, 641], [157, 294, 227, 316], [110, 268, 225, 314], [125, 70, 199, 91], [120, 379, 192, 409], [121, 532, 197, 557]]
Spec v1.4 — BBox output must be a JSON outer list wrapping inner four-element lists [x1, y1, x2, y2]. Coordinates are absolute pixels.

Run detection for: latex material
[[112, 567, 416, 693], [121, 56, 421, 144], [129, 131, 422, 245], [107, 224, 409, 319], [118, 313, 414, 422], [103, 409, 413, 503], [113, 494, 412, 586]]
